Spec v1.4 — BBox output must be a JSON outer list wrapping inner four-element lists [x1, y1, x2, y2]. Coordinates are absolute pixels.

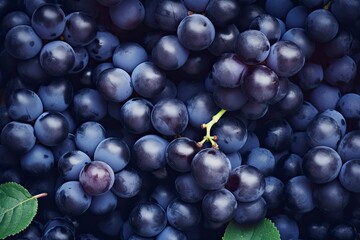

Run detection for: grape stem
[[33, 193, 48, 199], [197, 109, 227, 149]]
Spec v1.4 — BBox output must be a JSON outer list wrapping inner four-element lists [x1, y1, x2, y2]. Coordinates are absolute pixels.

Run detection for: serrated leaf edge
[[0, 182, 39, 240]]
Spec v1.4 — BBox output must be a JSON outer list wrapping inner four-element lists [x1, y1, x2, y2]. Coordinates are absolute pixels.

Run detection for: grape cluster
[[1, 0, 360, 239]]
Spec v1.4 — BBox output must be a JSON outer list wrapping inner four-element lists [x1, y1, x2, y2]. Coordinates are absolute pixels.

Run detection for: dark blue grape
[[112, 168, 142, 198], [152, 35, 189, 70], [324, 55, 357, 86], [97, 67, 133, 102], [285, 6, 308, 29], [267, 40, 305, 77], [321, 109, 346, 136], [17, 57, 50, 86], [324, 30, 353, 58], [213, 85, 247, 111], [202, 188, 237, 223], [296, 63, 323, 89], [166, 137, 199, 173], [132, 134, 168, 171], [271, 215, 299, 240], [6, 88, 43, 122], [273, 81, 304, 115], [156, 226, 187, 240], [91, 62, 114, 85], [58, 150, 91, 181], [55, 181, 92, 216], [183, 0, 209, 12], [303, 146, 342, 184], [331, 0, 360, 23], [70, 47, 89, 74], [285, 175, 315, 213], [305, 9, 339, 43], [75, 121, 106, 157], [226, 165, 265, 202], [97, 211, 123, 236], [212, 116, 247, 154], [131, 62, 166, 98], [309, 83, 341, 112], [263, 176, 284, 209], [177, 14, 215, 51], [38, 79, 73, 112], [289, 101, 319, 131], [39, 41, 76, 77], [191, 148, 231, 190], [87, 31, 120, 61], [205, 0, 240, 27], [236, 30, 270, 65], [245, 147, 275, 176], [249, 14, 281, 44], [112, 43, 147, 73], [42, 218, 75, 240], [1, 11, 30, 33], [64, 12, 97, 47], [34, 112, 69, 147], [212, 53, 248, 88], [237, 4, 264, 31], [154, 0, 187, 32], [150, 184, 176, 209], [338, 130, 360, 162], [337, 93, 360, 119], [5, 25, 42, 60], [281, 28, 315, 60], [240, 101, 269, 120], [20, 144, 54, 175], [151, 98, 189, 136], [265, 0, 294, 19], [261, 119, 293, 152], [208, 24, 239, 57], [313, 179, 350, 212], [129, 202, 167, 237], [177, 80, 205, 102], [79, 161, 115, 196], [339, 159, 360, 192], [60, 111, 76, 133], [120, 98, 153, 134], [72, 88, 107, 122], [51, 133, 76, 161], [233, 197, 267, 225], [175, 173, 206, 203], [89, 190, 117, 215], [278, 153, 303, 180], [167, 198, 200, 230], [109, 0, 145, 30], [328, 223, 358, 240], [31, 4, 66, 40]]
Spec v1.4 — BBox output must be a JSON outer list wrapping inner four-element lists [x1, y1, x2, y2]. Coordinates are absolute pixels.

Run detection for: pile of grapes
[[1, 0, 360, 239]]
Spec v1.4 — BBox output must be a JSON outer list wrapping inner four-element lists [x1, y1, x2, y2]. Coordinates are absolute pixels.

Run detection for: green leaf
[[223, 219, 281, 240], [0, 182, 46, 239]]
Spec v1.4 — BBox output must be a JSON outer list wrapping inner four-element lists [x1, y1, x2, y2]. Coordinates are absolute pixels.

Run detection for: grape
[[236, 30, 270, 65], [39, 41, 76, 77], [55, 181, 92, 216], [278, 153, 304, 180], [120, 98, 153, 134], [79, 161, 115, 196], [97, 211, 124, 236], [245, 147, 275, 176], [21, 144, 54, 175], [202, 188, 237, 223], [5, 25, 42, 60], [109, 0, 145, 30], [72, 88, 107, 122], [151, 98, 189, 136], [38, 79, 73, 112], [285, 6, 308, 29], [339, 159, 360, 192], [183, 0, 209, 12], [89, 191, 117, 215], [305, 9, 339, 43], [337, 94, 360, 119], [313, 180, 350, 212], [129, 202, 167, 237], [112, 43, 148, 73], [131, 62, 166, 98], [166, 137, 199, 172], [303, 146, 342, 184], [233, 197, 267, 225], [154, 0, 187, 32], [91, 62, 114, 85], [64, 12, 97, 47], [6, 88, 43, 122], [191, 148, 231, 190], [31, 4, 66, 40], [289, 101, 319, 131], [290, 132, 311, 157], [213, 85, 247, 111], [271, 215, 299, 240], [263, 176, 284, 209], [226, 165, 265, 202], [212, 53, 248, 88], [323, 30, 353, 58], [17, 57, 49, 86], [152, 35, 189, 70], [177, 14, 215, 51], [70, 47, 89, 74], [132, 135, 168, 171], [156, 226, 187, 240], [249, 14, 281, 44], [309, 83, 341, 112], [150, 184, 176, 209], [175, 173, 206, 203], [296, 63, 323, 90], [34, 112, 69, 147], [2, 11, 30, 33], [324, 55, 357, 86], [111, 168, 142, 198], [285, 175, 315, 213], [97, 67, 133, 102], [265, 0, 294, 19], [58, 150, 91, 181], [208, 24, 239, 57], [281, 28, 315, 60], [167, 198, 201, 230], [87, 31, 120, 61], [261, 119, 293, 151], [42, 218, 75, 240], [205, 0, 240, 27], [51, 133, 76, 160]]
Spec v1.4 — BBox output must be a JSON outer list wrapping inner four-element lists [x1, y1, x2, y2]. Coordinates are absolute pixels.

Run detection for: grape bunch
[[1, 0, 360, 239]]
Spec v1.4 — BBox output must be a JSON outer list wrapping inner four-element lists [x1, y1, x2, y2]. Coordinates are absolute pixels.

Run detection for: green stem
[[197, 109, 227, 149], [323, 1, 332, 9]]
